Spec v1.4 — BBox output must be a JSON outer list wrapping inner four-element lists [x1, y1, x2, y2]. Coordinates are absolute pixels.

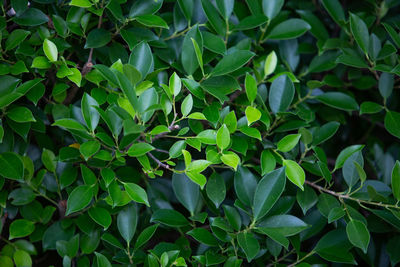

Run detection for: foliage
[[1, 0, 400, 266]]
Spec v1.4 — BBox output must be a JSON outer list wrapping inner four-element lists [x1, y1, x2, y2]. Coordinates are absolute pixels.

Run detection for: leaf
[[245, 73, 257, 103], [88, 207, 112, 230], [234, 166, 258, 206], [84, 29, 111, 48], [267, 19, 311, 40], [9, 219, 35, 239], [269, 74, 295, 113], [392, 161, 400, 201], [70, 0, 92, 8], [43, 39, 58, 62], [41, 148, 57, 172], [135, 224, 158, 249], [346, 220, 370, 253], [264, 51, 277, 77], [321, 0, 346, 25], [80, 140, 100, 161], [117, 204, 138, 243], [129, 0, 163, 17], [283, 160, 305, 190], [262, 0, 284, 19], [52, 119, 88, 132], [66, 185, 93, 215], [335, 145, 364, 170], [136, 14, 169, 29], [211, 50, 255, 76], [253, 167, 286, 221], [237, 232, 259, 262], [187, 228, 218, 246], [316, 92, 359, 111], [296, 185, 318, 215], [150, 209, 190, 227], [129, 42, 153, 79], [313, 121, 340, 146], [5, 29, 30, 51], [127, 143, 155, 157], [245, 106, 261, 126], [182, 26, 203, 75], [6, 107, 35, 123], [124, 183, 150, 206], [181, 94, 193, 117], [257, 215, 309, 236], [221, 152, 240, 170], [172, 172, 200, 214], [277, 134, 301, 152], [216, 124, 230, 150], [81, 93, 100, 132], [201, 0, 226, 36], [384, 111, 400, 139], [0, 152, 24, 180], [314, 229, 356, 264], [95, 252, 112, 267], [261, 150, 276, 176], [206, 172, 226, 208], [191, 37, 204, 76], [379, 72, 394, 99], [349, 13, 369, 54], [13, 8, 48, 26]]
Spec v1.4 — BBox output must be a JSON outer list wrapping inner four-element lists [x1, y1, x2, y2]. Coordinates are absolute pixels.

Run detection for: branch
[[147, 152, 171, 170], [305, 180, 400, 210]]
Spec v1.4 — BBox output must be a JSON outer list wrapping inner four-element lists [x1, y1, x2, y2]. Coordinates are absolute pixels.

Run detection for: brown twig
[[147, 152, 171, 170]]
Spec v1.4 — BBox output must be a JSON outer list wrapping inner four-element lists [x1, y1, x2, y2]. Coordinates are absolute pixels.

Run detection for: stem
[[305, 180, 400, 210], [287, 251, 315, 267]]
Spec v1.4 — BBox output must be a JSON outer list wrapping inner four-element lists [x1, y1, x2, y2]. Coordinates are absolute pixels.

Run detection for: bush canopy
[[1, 0, 400, 266]]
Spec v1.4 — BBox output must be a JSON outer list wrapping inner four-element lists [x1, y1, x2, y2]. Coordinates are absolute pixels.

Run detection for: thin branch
[[147, 152, 171, 170]]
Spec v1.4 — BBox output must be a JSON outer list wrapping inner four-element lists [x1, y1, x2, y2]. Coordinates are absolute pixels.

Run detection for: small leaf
[[43, 39, 58, 62], [66, 185, 93, 215], [181, 94, 193, 117], [277, 134, 301, 152], [392, 161, 400, 201], [316, 92, 359, 111], [237, 232, 260, 262], [264, 51, 277, 77], [9, 219, 35, 239], [245, 73, 257, 103], [124, 183, 150, 206], [127, 143, 155, 157], [216, 124, 230, 150], [267, 19, 311, 40], [206, 172, 226, 208], [349, 13, 369, 54], [117, 204, 138, 243], [88, 207, 112, 230], [269, 74, 295, 113], [346, 220, 370, 253], [7, 107, 35, 123], [245, 106, 261, 126], [384, 111, 400, 139], [150, 209, 190, 227], [211, 50, 255, 76], [283, 160, 305, 190], [221, 152, 240, 170]]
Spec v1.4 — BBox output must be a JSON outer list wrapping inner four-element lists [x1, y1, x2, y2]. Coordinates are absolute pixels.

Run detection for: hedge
[[1, 0, 400, 266]]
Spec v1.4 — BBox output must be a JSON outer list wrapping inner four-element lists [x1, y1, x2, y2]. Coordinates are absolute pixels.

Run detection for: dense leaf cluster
[[1, 0, 400, 266]]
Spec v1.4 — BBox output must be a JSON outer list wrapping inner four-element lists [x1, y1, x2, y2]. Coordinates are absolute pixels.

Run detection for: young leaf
[[216, 124, 230, 150], [245, 73, 257, 103], [43, 39, 58, 62], [283, 160, 305, 190], [277, 134, 301, 152]]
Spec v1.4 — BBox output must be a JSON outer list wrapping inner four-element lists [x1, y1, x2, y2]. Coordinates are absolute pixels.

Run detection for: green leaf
[[85, 29, 111, 48], [117, 204, 138, 243], [81, 93, 100, 132], [268, 74, 295, 113], [253, 167, 286, 221], [5, 29, 30, 51], [346, 220, 370, 253], [136, 14, 169, 29], [70, 0, 92, 8], [384, 111, 400, 139], [349, 13, 369, 54], [296, 185, 318, 215], [134, 224, 158, 249], [245, 73, 257, 103], [245, 106, 261, 126], [181, 94, 193, 117], [66, 185, 93, 215], [261, 150, 276, 176], [13, 250, 32, 267], [124, 183, 150, 206], [129, 41, 153, 78], [206, 172, 226, 208], [79, 140, 100, 161], [41, 148, 57, 172], [313, 121, 340, 146], [283, 160, 305, 190], [211, 50, 255, 76], [277, 134, 301, 152], [95, 252, 112, 267], [216, 124, 230, 150], [201, 0, 226, 36], [264, 51, 277, 77], [187, 160, 211, 173], [234, 166, 257, 206], [267, 19, 311, 40], [129, 0, 163, 17], [191, 37, 204, 76], [127, 143, 155, 157], [52, 118, 88, 132], [257, 215, 309, 236], [391, 161, 400, 201], [43, 39, 58, 62], [262, 0, 284, 20], [150, 209, 190, 227], [321, 0, 346, 25], [335, 145, 364, 170], [316, 92, 359, 111], [182, 26, 203, 75], [88, 207, 112, 230], [187, 228, 218, 246], [379, 72, 394, 99], [172, 172, 200, 214], [360, 101, 383, 115], [221, 152, 240, 170], [9, 219, 35, 239], [31, 56, 51, 69], [237, 232, 259, 262], [6, 106, 35, 123], [13, 8, 48, 26]]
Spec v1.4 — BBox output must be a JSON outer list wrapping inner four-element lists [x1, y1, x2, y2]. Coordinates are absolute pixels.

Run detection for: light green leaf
[[264, 51, 277, 77], [127, 143, 155, 157], [277, 134, 301, 152], [43, 39, 58, 62], [124, 183, 150, 206], [283, 160, 305, 190], [245, 106, 261, 126], [245, 73, 257, 103]]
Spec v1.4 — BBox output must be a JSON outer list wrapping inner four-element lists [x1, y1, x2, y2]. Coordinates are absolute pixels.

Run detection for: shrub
[[1, 0, 400, 266]]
